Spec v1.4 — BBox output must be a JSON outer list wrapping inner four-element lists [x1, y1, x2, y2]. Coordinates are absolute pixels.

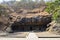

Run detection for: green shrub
[[45, 0, 60, 21], [0, 4, 8, 16]]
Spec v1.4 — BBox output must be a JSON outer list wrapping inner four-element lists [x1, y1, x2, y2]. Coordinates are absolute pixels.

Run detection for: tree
[[0, 4, 7, 16], [3, 0, 5, 3], [40, 0, 45, 5], [35, 0, 40, 3], [20, 0, 27, 3], [45, 0, 60, 21]]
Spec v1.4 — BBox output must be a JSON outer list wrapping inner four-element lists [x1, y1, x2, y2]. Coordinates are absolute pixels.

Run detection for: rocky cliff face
[[0, 7, 52, 32], [12, 13, 51, 25], [0, 16, 9, 31], [9, 11, 52, 31]]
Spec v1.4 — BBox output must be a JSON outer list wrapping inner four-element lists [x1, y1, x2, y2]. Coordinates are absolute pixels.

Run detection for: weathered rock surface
[[0, 7, 52, 32], [47, 21, 60, 35], [0, 16, 9, 31], [9, 11, 52, 25], [9, 11, 52, 31]]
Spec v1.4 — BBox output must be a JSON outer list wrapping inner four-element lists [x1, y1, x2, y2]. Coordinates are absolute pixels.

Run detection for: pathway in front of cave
[[26, 32, 38, 40], [0, 32, 60, 40]]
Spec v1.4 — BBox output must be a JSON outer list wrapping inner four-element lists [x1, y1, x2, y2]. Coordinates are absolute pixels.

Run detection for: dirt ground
[[0, 31, 60, 38]]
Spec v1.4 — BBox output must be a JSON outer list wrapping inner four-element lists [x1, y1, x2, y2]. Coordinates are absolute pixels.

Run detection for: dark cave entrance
[[11, 23, 48, 32], [10, 15, 52, 32]]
